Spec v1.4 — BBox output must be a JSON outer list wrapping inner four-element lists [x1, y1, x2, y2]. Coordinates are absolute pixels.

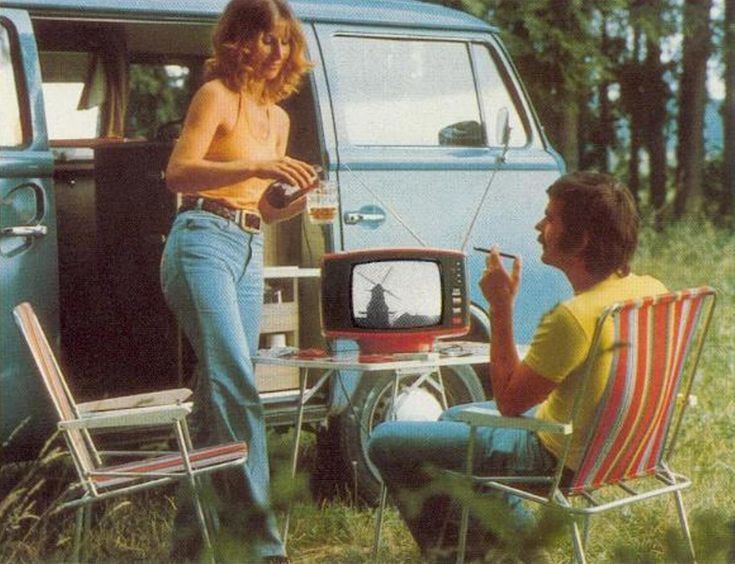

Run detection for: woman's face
[[248, 19, 291, 80]]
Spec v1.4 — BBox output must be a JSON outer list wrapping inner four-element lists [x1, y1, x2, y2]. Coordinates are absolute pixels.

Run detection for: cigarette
[[472, 246, 518, 260]]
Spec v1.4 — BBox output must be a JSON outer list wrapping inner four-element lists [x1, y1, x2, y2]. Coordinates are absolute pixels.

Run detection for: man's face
[[535, 197, 572, 269]]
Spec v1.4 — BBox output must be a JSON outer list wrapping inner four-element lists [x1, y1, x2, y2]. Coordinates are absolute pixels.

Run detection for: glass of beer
[[306, 178, 338, 224]]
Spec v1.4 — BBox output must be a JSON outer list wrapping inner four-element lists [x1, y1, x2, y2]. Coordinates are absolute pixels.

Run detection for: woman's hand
[[255, 157, 318, 190], [478, 246, 522, 310]]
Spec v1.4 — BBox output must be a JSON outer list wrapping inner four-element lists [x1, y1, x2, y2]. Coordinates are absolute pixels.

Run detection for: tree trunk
[[627, 23, 643, 203], [643, 36, 669, 216], [628, 128, 642, 202], [674, 0, 713, 217], [561, 103, 580, 172], [723, 0, 735, 221], [596, 11, 612, 173]]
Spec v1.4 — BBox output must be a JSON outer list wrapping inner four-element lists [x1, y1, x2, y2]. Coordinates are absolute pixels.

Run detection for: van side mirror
[[496, 108, 512, 162], [438, 120, 484, 147]]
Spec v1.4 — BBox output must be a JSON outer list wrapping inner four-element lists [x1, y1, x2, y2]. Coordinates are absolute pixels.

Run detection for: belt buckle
[[239, 211, 261, 234]]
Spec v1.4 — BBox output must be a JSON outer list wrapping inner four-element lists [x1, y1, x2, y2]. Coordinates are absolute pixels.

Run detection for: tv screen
[[351, 260, 442, 329]]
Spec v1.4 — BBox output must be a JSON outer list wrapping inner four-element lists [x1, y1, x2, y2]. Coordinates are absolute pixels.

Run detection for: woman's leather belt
[[179, 196, 262, 234]]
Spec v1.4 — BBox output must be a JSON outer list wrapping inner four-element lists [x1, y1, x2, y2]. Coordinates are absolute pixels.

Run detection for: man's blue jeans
[[368, 401, 556, 556], [161, 210, 284, 560]]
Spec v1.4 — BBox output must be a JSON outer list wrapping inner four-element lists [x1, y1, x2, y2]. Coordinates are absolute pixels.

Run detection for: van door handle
[[1, 225, 48, 238], [344, 212, 384, 224], [343, 205, 386, 226]]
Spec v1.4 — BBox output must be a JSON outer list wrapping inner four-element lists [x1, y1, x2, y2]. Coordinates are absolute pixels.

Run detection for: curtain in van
[[78, 30, 128, 138]]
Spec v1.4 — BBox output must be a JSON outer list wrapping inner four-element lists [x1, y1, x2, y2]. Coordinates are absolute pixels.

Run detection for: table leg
[[400, 368, 449, 410], [456, 425, 477, 564], [437, 368, 449, 409], [282, 367, 310, 546]]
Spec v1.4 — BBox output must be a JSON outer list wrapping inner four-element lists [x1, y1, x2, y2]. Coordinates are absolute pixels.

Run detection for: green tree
[[724, 0, 735, 221], [642, 0, 672, 217], [436, 0, 730, 221], [613, 0, 676, 218], [486, 0, 602, 171], [674, 0, 715, 217], [617, 13, 645, 202]]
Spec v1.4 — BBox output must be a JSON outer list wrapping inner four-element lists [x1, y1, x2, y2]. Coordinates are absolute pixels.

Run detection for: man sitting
[[368, 171, 667, 560]]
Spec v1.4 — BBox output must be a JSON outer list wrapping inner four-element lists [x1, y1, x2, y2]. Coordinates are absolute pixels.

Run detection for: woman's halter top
[[195, 91, 278, 211]]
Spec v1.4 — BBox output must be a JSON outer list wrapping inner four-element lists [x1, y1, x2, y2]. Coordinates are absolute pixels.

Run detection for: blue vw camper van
[[0, 0, 568, 500]]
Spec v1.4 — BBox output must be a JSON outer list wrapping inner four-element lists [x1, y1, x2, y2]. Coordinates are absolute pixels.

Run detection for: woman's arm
[[166, 82, 315, 194]]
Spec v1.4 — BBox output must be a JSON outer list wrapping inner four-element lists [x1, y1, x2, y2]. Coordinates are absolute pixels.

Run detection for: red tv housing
[[320, 248, 470, 355]]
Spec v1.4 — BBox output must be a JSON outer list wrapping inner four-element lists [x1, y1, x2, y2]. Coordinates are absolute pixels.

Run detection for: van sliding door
[[0, 9, 59, 461]]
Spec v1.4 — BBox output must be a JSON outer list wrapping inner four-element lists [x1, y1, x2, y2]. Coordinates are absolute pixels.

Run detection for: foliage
[[0, 220, 732, 561], [125, 64, 192, 140]]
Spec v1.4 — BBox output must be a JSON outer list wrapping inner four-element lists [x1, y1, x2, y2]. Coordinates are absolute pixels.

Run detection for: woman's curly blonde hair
[[205, 0, 312, 103]]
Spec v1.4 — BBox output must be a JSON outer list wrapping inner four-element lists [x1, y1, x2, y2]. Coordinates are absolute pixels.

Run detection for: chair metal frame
[[13, 302, 249, 561], [450, 287, 717, 564]]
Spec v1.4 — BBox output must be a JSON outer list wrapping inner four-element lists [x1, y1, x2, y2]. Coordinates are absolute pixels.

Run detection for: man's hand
[[478, 247, 554, 416], [478, 246, 522, 309]]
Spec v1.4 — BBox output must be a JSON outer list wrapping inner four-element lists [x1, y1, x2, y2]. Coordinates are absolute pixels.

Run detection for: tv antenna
[[459, 108, 512, 250]]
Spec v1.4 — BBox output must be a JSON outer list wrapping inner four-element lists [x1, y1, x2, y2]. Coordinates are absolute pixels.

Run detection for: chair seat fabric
[[92, 442, 248, 489]]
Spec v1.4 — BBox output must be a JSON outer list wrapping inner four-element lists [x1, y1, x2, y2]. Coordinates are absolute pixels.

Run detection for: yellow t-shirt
[[525, 273, 668, 470]]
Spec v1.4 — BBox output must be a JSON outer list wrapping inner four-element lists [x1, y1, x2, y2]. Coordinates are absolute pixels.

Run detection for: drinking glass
[[306, 178, 338, 224]]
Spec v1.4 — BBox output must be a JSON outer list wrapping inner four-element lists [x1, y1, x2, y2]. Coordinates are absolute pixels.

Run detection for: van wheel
[[312, 365, 485, 506]]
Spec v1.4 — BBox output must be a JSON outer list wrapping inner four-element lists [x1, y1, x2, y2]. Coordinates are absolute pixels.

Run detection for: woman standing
[[161, 1, 314, 561]]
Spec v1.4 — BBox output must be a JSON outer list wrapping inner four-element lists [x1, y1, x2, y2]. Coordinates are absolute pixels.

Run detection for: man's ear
[[572, 230, 590, 261], [580, 231, 590, 252]]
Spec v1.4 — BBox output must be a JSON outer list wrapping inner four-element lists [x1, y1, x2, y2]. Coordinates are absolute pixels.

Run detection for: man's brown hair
[[547, 171, 639, 278], [205, 0, 312, 102]]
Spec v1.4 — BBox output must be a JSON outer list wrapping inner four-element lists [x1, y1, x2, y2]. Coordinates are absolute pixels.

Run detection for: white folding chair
[[13, 302, 248, 560]]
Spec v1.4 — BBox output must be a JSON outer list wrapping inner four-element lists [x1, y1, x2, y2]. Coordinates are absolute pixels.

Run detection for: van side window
[[39, 51, 100, 140], [0, 23, 26, 147], [472, 44, 529, 147], [127, 63, 193, 140], [330, 36, 482, 147]]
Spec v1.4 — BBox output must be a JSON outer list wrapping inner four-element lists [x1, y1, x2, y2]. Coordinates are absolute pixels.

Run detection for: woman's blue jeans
[[368, 401, 556, 557], [161, 210, 284, 560]]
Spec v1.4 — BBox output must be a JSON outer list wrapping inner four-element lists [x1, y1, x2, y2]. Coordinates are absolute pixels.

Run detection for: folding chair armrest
[[60, 404, 192, 431], [677, 392, 697, 408], [77, 388, 192, 413], [453, 405, 572, 435]]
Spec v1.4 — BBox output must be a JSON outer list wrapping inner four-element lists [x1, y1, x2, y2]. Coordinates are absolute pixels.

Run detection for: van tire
[[312, 364, 485, 506]]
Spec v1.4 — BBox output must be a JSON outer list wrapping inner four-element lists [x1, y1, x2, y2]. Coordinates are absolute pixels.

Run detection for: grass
[[1, 218, 733, 562]]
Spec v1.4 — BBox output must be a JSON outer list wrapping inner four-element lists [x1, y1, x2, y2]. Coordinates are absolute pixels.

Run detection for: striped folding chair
[[13, 302, 248, 561], [450, 287, 716, 563]]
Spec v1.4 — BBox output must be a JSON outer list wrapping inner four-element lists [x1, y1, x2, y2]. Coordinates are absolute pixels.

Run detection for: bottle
[[263, 165, 323, 209], [264, 180, 307, 209]]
